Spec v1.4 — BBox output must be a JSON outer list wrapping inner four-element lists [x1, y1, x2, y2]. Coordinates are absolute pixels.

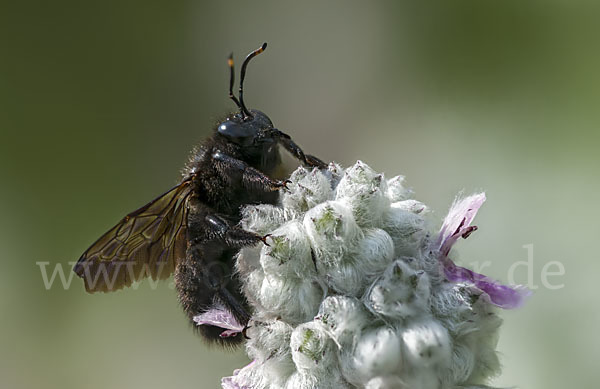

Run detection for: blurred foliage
[[1, 1, 598, 388]]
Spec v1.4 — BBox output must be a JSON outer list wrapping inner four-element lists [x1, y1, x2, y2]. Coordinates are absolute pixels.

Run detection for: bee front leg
[[212, 151, 290, 193], [203, 214, 270, 248], [275, 131, 327, 169]]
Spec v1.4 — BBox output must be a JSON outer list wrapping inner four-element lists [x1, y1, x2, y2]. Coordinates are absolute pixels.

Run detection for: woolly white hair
[[222, 161, 513, 389]]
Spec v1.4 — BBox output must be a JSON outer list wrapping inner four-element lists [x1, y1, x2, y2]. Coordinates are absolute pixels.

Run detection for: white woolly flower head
[[216, 161, 528, 389]]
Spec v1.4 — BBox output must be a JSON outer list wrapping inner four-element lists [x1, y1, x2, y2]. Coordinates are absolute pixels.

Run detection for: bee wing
[[74, 180, 194, 293]]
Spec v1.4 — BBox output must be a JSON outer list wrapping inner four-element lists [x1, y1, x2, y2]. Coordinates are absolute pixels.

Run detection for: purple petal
[[219, 329, 242, 338], [442, 257, 531, 309], [221, 360, 256, 389], [221, 376, 240, 389], [436, 193, 486, 256], [221, 376, 251, 389], [193, 305, 244, 338], [436, 193, 530, 309]]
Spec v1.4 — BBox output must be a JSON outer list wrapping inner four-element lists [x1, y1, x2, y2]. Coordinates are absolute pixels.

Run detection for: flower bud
[[245, 319, 294, 362], [441, 342, 475, 384], [335, 161, 390, 227], [241, 203, 295, 235], [340, 326, 403, 385], [382, 203, 428, 257], [353, 228, 395, 276], [314, 295, 369, 344], [401, 319, 451, 369], [259, 220, 315, 279], [391, 199, 428, 215], [258, 274, 323, 324], [239, 268, 264, 308], [364, 260, 430, 319], [386, 175, 412, 202], [326, 262, 366, 296], [282, 167, 333, 212], [303, 200, 361, 267], [290, 322, 336, 372], [245, 320, 296, 385]]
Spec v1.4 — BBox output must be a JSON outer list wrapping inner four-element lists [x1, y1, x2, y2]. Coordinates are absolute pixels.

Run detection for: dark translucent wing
[[74, 180, 193, 293]]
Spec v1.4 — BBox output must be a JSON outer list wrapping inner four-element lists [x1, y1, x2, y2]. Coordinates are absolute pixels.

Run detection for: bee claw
[[273, 179, 292, 191], [261, 234, 272, 246], [242, 325, 252, 340]]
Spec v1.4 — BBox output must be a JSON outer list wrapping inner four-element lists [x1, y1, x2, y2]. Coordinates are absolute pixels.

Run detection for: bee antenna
[[239, 42, 267, 119], [227, 53, 242, 110]]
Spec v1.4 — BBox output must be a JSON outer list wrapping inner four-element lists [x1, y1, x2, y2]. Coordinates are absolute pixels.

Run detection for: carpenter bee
[[73, 43, 326, 346]]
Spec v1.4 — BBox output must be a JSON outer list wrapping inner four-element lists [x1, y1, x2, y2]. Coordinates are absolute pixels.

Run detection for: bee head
[[217, 109, 274, 147], [218, 43, 276, 147]]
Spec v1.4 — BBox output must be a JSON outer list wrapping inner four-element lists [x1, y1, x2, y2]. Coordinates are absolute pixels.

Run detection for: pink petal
[[436, 193, 486, 256], [442, 258, 531, 309], [221, 360, 256, 389], [193, 305, 244, 338], [436, 193, 530, 309]]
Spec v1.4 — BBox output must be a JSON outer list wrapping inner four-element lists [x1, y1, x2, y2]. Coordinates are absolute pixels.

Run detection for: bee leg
[[304, 154, 327, 168], [204, 214, 269, 248], [212, 150, 288, 192], [175, 253, 214, 322], [275, 132, 327, 168], [174, 245, 250, 343], [177, 209, 258, 341], [188, 199, 269, 249]]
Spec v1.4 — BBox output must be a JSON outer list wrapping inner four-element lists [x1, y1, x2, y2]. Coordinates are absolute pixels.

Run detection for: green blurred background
[[2, 1, 599, 388]]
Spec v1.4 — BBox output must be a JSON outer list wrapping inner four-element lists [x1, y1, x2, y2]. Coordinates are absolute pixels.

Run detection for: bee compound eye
[[218, 121, 246, 139]]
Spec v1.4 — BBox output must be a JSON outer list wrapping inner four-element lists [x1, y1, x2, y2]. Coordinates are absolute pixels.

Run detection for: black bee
[[73, 43, 326, 346]]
